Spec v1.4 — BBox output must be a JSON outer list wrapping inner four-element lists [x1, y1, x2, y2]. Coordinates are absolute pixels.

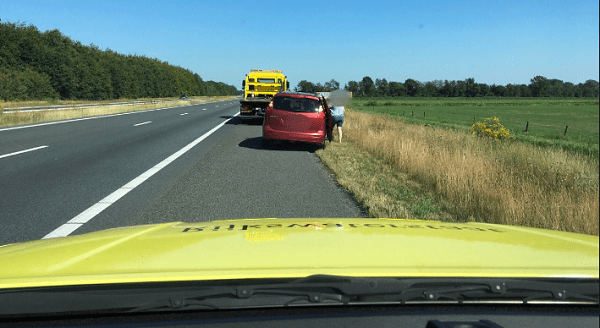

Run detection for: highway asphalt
[[0, 99, 362, 246]]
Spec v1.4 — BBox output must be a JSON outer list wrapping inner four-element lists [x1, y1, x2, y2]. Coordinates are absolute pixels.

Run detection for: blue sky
[[1, 0, 598, 89]]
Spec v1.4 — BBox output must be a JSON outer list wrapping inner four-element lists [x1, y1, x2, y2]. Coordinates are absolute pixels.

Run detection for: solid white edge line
[[42, 113, 239, 239], [43, 223, 83, 239], [0, 145, 49, 159]]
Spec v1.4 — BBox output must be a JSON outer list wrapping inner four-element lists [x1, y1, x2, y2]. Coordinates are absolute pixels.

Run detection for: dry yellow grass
[[322, 109, 599, 235]]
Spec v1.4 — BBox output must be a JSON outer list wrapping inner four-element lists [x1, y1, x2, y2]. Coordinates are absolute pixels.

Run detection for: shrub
[[472, 116, 512, 141]]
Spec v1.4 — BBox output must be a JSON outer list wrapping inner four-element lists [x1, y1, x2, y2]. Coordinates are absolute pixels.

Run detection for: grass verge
[[317, 137, 455, 221], [0, 96, 238, 128], [316, 109, 599, 235]]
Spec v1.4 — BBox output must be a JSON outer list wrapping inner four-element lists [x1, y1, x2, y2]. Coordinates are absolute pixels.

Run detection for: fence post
[[424, 112, 426, 117], [525, 121, 529, 132], [564, 125, 568, 136], [411, 110, 414, 117]]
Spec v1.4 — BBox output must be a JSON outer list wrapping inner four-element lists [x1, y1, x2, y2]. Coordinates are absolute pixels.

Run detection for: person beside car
[[329, 105, 345, 143]]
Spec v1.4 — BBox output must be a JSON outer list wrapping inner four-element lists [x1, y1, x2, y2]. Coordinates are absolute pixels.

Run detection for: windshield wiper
[[1, 276, 597, 317]]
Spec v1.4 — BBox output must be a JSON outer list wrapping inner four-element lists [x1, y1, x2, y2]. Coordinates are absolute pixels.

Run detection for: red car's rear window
[[273, 96, 320, 113]]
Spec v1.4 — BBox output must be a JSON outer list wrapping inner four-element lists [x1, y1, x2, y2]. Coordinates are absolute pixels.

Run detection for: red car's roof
[[275, 92, 319, 99]]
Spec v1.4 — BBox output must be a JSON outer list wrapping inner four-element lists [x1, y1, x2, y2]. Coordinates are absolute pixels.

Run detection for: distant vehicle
[[239, 69, 289, 121], [262, 92, 334, 149], [180, 94, 188, 99]]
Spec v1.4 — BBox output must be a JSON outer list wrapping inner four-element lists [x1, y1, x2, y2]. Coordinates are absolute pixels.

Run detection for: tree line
[[296, 76, 599, 98], [0, 20, 238, 101]]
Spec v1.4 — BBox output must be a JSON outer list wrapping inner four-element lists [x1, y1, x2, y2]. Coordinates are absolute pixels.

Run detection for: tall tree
[[388, 81, 406, 97], [0, 20, 237, 100], [529, 76, 550, 97], [404, 78, 420, 97], [505, 84, 520, 97], [324, 79, 340, 91], [375, 78, 389, 96], [465, 78, 479, 97], [360, 76, 376, 97], [422, 81, 438, 97], [295, 80, 317, 93], [581, 80, 599, 97], [562, 82, 576, 97], [490, 84, 508, 97], [345, 81, 359, 96]]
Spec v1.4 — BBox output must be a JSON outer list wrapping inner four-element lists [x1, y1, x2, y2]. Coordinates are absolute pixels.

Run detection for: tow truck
[[239, 69, 289, 121]]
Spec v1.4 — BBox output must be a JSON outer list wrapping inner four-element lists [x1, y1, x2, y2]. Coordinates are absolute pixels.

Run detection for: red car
[[262, 92, 334, 149]]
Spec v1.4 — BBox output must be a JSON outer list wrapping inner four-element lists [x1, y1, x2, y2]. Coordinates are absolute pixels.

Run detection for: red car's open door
[[321, 96, 334, 142]]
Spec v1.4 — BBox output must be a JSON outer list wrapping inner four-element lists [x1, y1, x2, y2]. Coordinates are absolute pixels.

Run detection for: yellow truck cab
[[239, 69, 289, 120]]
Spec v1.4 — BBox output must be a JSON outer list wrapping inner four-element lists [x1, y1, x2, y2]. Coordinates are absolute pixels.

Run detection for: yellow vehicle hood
[[0, 218, 598, 288]]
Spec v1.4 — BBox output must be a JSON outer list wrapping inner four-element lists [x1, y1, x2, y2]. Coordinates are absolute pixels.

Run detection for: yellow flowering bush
[[471, 116, 513, 142]]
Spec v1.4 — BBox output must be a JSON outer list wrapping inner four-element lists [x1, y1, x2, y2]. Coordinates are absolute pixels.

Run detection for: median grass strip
[[0, 96, 237, 128], [317, 109, 599, 235]]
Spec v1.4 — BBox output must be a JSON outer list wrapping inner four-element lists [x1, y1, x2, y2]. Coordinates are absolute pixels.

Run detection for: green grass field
[[350, 98, 599, 159]]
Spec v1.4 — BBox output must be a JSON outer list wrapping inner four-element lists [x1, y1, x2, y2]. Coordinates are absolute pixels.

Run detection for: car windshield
[[274, 96, 319, 112]]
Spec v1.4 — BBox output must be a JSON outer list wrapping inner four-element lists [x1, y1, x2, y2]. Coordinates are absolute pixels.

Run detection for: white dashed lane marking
[[0, 145, 49, 160]]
